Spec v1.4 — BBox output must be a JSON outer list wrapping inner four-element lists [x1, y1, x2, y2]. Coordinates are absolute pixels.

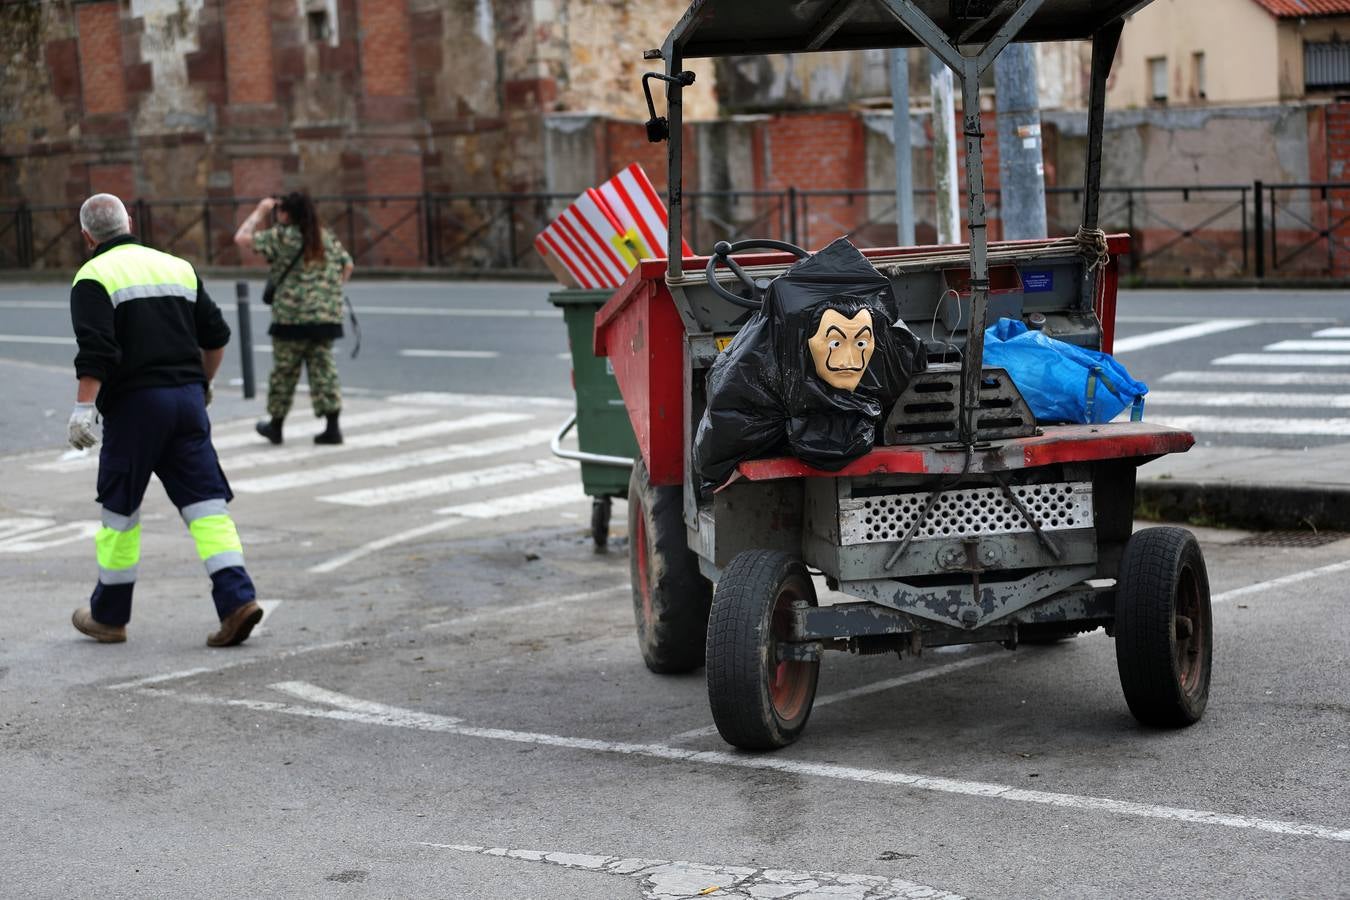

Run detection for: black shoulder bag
[[262, 247, 304, 306]]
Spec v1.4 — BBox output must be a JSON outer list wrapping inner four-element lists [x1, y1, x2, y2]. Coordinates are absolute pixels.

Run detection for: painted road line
[[0, 333, 76, 346], [1145, 415, 1350, 437], [0, 300, 67, 310], [319, 457, 576, 507], [1110, 319, 1257, 354], [1160, 371, 1350, 387], [236, 428, 555, 494], [422, 844, 965, 900], [0, 521, 99, 553], [153, 682, 1350, 843], [1213, 353, 1350, 367], [434, 483, 585, 517], [668, 653, 998, 743], [1144, 391, 1350, 409], [1213, 558, 1350, 605], [334, 306, 561, 319], [104, 639, 360, 692], [271, 681, 465, 725], [28, 406, 444, 473], [1312, 327, 1350, 338], [1115, 315, 1336, 324], [252, 599, 283, 638], [388, 391, 573, 409], [0, 517, 55, 541], [422, 584, 630, 632], [1265, 339, 1350, 352], [219, 412, 534, 474], [399, 349, 501, 359], [310, 482, 585, 573]]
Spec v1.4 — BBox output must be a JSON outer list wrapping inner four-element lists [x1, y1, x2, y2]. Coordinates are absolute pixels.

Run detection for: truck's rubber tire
[[628, 460, 711, 674], [1115, 526, 1212, 727], [706, 550, 820, 750]]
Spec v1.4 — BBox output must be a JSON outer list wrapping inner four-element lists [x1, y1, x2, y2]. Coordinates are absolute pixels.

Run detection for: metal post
[[236, 281, 256, 400], [890, 48, 916, 246], [930, 52, 961, 245], [1081, 22, 1123, 231], [957, 59, 990, 446], [787, 186, 799, 247], [665, 48, 685, 281], [994, 42, 1047, 239], [203, 203, 213, 265], [1125, 191, 1136, 274], [1253, 179, 1265, 278]]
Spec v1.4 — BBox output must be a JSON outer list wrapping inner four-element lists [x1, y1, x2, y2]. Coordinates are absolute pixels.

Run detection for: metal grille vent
[[838, 482, 1094, 545], [1230, 531, 1348, 548]]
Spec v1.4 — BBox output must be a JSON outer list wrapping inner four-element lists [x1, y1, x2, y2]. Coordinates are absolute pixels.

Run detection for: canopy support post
[[666, 47, 686, 282]]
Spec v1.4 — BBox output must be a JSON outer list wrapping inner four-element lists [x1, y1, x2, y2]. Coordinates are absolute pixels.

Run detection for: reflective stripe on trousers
[[95, 507, 141, 585], [182, 499, 245, 575]]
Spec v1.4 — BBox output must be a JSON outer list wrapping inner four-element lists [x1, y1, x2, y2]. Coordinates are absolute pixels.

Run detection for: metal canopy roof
[[664, 0, 1153, 59]]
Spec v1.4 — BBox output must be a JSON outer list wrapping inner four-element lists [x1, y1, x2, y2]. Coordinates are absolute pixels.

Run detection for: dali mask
[[807, 307, 874, 392]]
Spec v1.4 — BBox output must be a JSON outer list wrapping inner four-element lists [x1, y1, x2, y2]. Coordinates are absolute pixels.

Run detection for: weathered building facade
[[0, 0, 716, 268]]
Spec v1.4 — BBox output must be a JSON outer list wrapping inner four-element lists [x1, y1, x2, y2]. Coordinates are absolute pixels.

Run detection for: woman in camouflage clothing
[[235, 192, 354, 445]]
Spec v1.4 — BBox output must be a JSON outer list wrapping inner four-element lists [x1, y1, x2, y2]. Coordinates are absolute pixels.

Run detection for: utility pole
[[929, 52, 960, 245], [890, 49, 915, 246], [994, 43, 1048, 239]]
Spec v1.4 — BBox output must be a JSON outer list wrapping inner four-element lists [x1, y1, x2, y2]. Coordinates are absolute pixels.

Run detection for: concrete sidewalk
[[1137, 442, 1350, 532]]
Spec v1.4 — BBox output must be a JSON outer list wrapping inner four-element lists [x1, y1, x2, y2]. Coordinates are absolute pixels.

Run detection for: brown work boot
[[207, 600, 264, 648], [71, 608, 126, 643]]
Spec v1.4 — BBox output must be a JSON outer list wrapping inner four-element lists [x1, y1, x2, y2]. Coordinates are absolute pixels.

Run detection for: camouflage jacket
[[253, 225, 352, 327]]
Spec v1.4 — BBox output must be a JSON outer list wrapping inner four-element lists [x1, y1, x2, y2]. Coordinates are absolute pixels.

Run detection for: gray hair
[[79, 193, 131, 242]]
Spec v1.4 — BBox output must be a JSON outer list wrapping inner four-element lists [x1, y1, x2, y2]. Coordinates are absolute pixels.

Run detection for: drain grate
[[1230, 531, 1349, 548]]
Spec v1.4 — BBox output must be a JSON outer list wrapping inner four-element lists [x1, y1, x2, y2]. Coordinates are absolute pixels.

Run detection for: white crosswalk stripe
[[217, 412, 531, 473], [1313, 327, 1350, 338], [1145, 390, 1350, 409], [1264, 339, 1350, 352], [318, 458, 577, 507], [1147, 415, 1350, 437], [232, 428, 557, 493], [1160, 370, 1350, 387], [1212, 353, 1350, 367], [1112, 318, 1257, 354]]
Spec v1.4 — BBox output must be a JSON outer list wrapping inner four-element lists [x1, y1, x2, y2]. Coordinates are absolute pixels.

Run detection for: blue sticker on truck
[[1022, 270, 1053, 292]]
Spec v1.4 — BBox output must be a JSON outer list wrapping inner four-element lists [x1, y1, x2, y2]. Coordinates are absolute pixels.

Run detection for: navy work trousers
[[90, 384, 256, 626]]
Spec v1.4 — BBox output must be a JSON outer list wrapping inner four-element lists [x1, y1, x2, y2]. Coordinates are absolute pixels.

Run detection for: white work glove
[[68, 402, 100, 450]]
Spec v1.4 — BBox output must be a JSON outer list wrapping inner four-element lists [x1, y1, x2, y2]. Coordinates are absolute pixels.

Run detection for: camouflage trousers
[[267, 338, 342, 419]]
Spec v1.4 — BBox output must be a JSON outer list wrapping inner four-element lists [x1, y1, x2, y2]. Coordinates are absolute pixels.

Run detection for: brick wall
[[75, 2, 126, 116], [359, 0, 413, 99], [88, 163, 136, 203], [224, 0, 275, 106], [362, 154, 425, 266], [760, 112, 866, 249], [1324, 102, 1350, 276]]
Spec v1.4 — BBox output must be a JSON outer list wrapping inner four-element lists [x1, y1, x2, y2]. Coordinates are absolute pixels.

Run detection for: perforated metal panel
[[839, 482, 1094, 545]]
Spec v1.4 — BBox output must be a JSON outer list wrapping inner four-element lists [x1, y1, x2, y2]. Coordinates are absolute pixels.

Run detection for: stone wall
[[0, 0, 708, 270]]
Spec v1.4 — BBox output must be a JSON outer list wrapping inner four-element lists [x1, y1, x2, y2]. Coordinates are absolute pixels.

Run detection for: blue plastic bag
[[981, 318, 1147, 424]]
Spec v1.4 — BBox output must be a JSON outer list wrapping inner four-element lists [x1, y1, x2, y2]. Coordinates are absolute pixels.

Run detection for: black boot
[[255, 417, 284, 445], [314, 412, 343, 445]]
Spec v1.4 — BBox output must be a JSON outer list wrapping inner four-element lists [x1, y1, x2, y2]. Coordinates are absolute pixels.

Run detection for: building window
[[1305, 42, 1350, 92], [303, 0, 339, 47], [1148, 56, 1168, 104], [1192, 52, 1206, 101]]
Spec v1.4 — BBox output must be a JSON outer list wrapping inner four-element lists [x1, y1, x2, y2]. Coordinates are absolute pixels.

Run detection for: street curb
[[1136, 479, 1350, 532]]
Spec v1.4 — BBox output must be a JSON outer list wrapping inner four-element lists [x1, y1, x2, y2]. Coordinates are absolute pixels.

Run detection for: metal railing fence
[[2, 182, 1345, 279]]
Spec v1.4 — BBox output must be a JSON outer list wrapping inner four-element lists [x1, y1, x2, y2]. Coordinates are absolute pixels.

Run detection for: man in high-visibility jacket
[[67, 193, 262, 647]]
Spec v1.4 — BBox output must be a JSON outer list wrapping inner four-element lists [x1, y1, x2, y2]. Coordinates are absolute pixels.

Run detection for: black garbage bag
[[693, 237, 926, 487]]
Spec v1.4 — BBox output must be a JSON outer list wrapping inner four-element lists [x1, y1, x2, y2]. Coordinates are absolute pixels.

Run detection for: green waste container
[[548, 288, 639, 548]]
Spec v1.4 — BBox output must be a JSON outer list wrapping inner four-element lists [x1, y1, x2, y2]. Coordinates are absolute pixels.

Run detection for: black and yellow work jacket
[[71, 235, 231, 411]]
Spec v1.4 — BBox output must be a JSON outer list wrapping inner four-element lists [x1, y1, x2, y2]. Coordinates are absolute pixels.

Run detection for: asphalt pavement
[[1, 280, 1347, 898]]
